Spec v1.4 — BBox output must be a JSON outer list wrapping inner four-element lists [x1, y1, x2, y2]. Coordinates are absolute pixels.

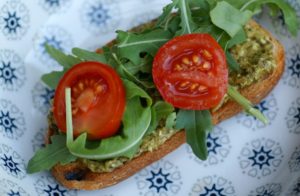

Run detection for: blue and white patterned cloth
[[1, 0, 300, 195]]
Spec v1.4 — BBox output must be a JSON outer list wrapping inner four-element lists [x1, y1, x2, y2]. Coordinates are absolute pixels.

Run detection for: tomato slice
[[152, 34, 228, 110], [53, 62, 126, 140]]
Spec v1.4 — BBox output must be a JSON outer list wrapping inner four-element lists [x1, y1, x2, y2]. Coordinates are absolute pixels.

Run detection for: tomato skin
[[153, 34, 228, 110], [53, 61, 126, 140]]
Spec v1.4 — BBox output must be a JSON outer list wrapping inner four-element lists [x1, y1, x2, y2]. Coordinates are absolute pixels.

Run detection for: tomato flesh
[[53, 62, 126, 140], [153, 34, 228, 110]]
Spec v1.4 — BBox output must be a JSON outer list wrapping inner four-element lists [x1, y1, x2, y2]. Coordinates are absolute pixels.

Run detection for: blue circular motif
[[187, 126, 231, 167], [0, 99, 26, 140], [248, 183, 282, 196], [33, 25, 73, 69], [81, 0, 120, 35], [288, 146, 300, 172], [238, 138, 283, 179], [0, 0, 30, 40], [282, 44, 300, 89], [38, 0, 72, 14], [146, 168, 173, 193], [0, 178, 30, 196], [135, 159, 182, 195], [285, 97, 300, 134], [189, 175, 236, 196], [31, 128, 47, 152], [236, 94, 278, 131], [0, 143, 26, 179], [34, 174, 77, 196], [32, 81, 55, 115], [0, 49, 26, 91], [286, 176, 300, 196]]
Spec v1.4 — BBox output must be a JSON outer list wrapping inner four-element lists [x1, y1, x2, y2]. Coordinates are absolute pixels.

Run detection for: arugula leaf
[[123, 55, 153, 74], [190, 0, 211, 23], [205, 0, 217, 9], [226, 29, 247, 49], [176, 109, 213, 160], [189, 0, 210, 10], [102, 46, 118, 68], [102, 45, 155, 89], [226, 51, 240, 72], [123, 79, 152, 105], [165, 112, 176, 129], [41, 71, 64, 89], [156, 0, 179, 29], [210, 1, 252, 37], [220, 0, 247, 9], [223, 0, 298, 36], [147, 101, 174, 133], [176, 0, 197, 35], [194, 22, 224, 40], [45, 44, 81, 69], [240, 0, 299, 36], [227, 85, 268, 124], [166, 16, 181, 34], [66, 80, 152, 160], [109, 50, 155, 88], [27, 135, 76, 173], [117, 29, 172, 65], [72, 48, 107, 63]]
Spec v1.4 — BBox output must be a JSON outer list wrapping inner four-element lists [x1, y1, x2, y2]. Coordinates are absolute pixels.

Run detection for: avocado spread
[[48, 22, 275, 173]]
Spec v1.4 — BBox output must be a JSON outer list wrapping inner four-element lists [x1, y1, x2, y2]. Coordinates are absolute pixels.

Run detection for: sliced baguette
[[49, 20, 285, 190]]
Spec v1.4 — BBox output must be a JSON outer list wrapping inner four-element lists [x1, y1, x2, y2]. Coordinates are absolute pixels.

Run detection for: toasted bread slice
[[49, 20, 284, 190]]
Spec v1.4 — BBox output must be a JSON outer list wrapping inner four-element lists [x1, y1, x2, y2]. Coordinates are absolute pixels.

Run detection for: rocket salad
[[27, 0, 298, 173]]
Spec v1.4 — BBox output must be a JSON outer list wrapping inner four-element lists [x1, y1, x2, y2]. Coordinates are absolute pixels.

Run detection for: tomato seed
[[202, 49, 213, 60], [95, 85, 103, 93], [202, 61, 211, 70], [180, 81, 190, 88], [198, 85, 208, 92], [174, 64, 183, 71], [190, 83, 198, 91], [79, 82, 84, 90], [192, 55, 200, 64], [182, 57, 191, 65]]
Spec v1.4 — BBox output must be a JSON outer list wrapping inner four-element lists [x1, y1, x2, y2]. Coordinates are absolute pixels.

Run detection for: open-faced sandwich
[[27, 0, 299, 190]]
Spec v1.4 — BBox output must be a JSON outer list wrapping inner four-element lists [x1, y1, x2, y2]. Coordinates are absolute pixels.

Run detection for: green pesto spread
[[229, 23, 275, 88], [49, 22, 276, 173], [81, 126, 178, 173]]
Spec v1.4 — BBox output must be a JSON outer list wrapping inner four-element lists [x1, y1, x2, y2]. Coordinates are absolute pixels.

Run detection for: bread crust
[[50, 20, 285, 190]]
